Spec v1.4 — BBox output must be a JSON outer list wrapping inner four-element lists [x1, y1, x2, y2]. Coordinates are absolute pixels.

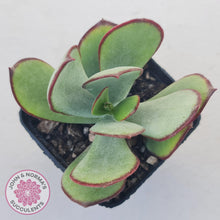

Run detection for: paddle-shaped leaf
[[150, 73, 216, 115], [99, 18, 163, 70], [83, 66, 143, 105], [145, 74, 216, 158], [78, 19, 115, 77], [113, 95, 140, 121], [9, 58, 97, 123], [70, 135, 139, 187], [48, 47, 96, 118], [62, 148, 125, 207], [128, 89, 201, 140], [90, 117, 145, 138]]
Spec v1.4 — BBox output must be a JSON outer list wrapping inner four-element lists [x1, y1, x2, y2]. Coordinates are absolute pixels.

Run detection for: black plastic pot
[[19, 59, 201, 208]]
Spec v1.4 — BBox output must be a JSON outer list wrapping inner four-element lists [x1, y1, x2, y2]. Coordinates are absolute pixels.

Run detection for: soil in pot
[[20, 59, 200, 208]]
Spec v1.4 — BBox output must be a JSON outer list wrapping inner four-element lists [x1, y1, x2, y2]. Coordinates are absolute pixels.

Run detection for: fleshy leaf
[[62, 148, 125, 207], [145, 126, 190, 159], [150, 73, 216, 115], [65, 45, 82, 59], [128, 89, 201, 140], [144, 74, 216, 158], [91, 87, 111, 116], [99, 18, 163, 70], [78, 19, 115, 77], [9, 58, 97, 123], [48, 47, 96, 118], [70, 135, 139, 187], [113, 95, 140, 121], [90, 117, 145, 138], [83, 66, 143, 105]]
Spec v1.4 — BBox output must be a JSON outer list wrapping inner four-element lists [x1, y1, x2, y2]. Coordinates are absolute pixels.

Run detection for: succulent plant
[[9, 18, 215, 207]]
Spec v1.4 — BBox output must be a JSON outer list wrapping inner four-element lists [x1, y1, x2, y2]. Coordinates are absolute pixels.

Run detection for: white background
[[0, 0, 219, 219]]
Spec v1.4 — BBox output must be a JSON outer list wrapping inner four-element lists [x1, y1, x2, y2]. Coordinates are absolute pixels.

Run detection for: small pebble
[[145, 71, 156, 81], [140, 162, 149, 171], [145, 71, 150, 79], [67, 125, 83, 138], [140, 146, 145, 153], [37, 120, 59, 134], [72, 153, 77, 158], [83, 127, 89, 135], [68, 146, 74, 152], [146, 156, 158, 166], [89, 133, 95, 142]]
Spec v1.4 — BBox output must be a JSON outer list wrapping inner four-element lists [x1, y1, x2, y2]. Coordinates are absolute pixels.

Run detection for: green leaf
[[90, 117, 145, 138], [79, 19, 115, 77], [65, 45, 82, 60], [150, 74, 216, 115], [9, 58, 98, 123], [128, 89, 201, 140], [48, 47, 97, 118], [83, 66, 143, 105], [71, 135, 139, 187], [145, 126, 190, 159], [99, 18, 163, 70], [113, 95, 140, 121], [91, 87, 111, 116], [62, 148, 125, 207], [142, 74, 216, 158]]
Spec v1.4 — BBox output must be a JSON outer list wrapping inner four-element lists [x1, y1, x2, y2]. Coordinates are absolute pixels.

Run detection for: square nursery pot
[[19, 59, 200, 208]]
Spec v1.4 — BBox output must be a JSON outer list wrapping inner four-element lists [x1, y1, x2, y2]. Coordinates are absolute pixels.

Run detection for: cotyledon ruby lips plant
[[9, 18, 215, 207]]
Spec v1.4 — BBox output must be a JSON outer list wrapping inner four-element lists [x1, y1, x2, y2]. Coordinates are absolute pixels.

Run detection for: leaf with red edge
[[113, 95, 140, 121], [70, 135, 139, 187], [144, 74, 216, 159], [90, 117, 145, 139], [83, 66, 143, 105], [9, 58, 97, 123], [65, 45, 82, 60], [128, 89, 201, 141], [62, 148, 125, 207], [99, 18, 163, 70], [145, 126, 190, 159], [47, 47, 97, 118], [150, 73, 216, 116], [78, 19, 116, 77]]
